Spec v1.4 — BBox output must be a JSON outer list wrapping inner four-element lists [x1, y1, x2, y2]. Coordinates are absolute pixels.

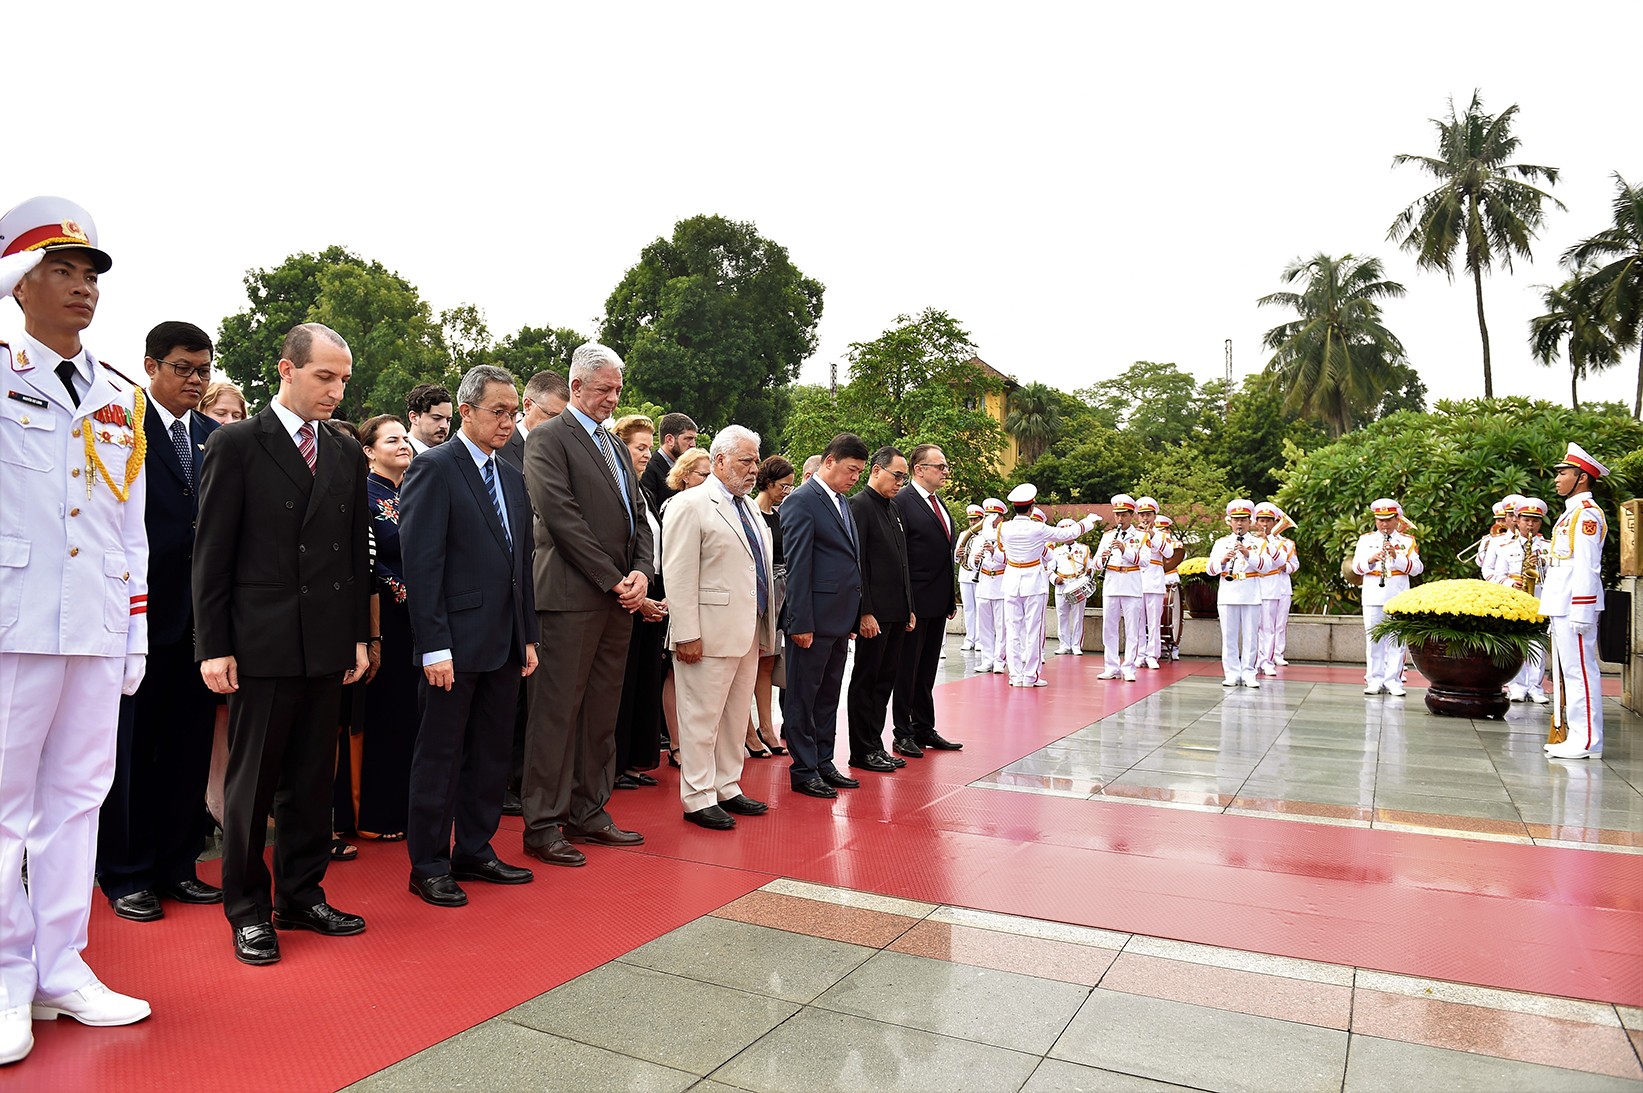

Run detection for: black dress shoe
[[849, 753, 897, 773], [565, 823, 645, 846], [820, 769, 860, 789], [917, 732, 963, 751], [409, 874, 469, 907], [109, 891, 164, 922], [791, 778, 838, 799], [614, 773, 639, 789], [271, 902, 366, 936], [629, 772, 659, 786], [523, 839, 586, 867], [684, 805, 736, 830], [451, 858, 534, 884], [877, 751, 907, 769], [163, 878, 223, 905], [501, 789, 523, 817], [719, 794, 768, 816], [892, 737, 925, 758], [234, 922, 280, 965]]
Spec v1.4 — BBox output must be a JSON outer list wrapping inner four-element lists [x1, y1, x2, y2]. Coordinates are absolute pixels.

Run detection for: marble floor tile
[[619, 916, 876, 1003], [1021, 1058, 1202, 1092], [888, 919, 1119, 987], [1099, 951, 1352, 1029], [1343, 1033, 1642, 1091], [711, 889, 922, 948]]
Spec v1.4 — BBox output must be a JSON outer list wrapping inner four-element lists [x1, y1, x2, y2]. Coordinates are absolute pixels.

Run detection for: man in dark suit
[[892, 444, 963, 754], [521, 343, 653, 866], [779, 433, 869, 799], [846, 446, 914, 774], [194, 322, 372, 966], [97, 322, 222, 922], [640, 411, 697, 510], [399, 365, 538, 907], [498, 370, 569, 476]]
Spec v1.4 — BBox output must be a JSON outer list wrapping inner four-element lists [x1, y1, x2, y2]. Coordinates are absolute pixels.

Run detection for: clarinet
[[1223, 532, 1245, 582], [1379, 532, 1393, 588]]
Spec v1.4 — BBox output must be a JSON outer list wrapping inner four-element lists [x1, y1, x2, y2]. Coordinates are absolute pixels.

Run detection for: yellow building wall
[[984, 390, 1019, 476]]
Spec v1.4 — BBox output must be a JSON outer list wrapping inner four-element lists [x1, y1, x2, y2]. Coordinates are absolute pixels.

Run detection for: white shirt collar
[[17, 328, 91, 387], [268, 396, 314, 442], [909, 480, 938, 503], [567, 404, 602, 437], [455, 429, 495, 470], [1564, 490, 1592, 511]]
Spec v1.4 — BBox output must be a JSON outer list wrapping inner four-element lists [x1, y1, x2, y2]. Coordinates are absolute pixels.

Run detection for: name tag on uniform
[[8, 391, 48, 408]]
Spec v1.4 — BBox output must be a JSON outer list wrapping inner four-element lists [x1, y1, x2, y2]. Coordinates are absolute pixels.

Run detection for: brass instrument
[[1513, 535, 1542, 597], [1548, 633, 1568, 746]]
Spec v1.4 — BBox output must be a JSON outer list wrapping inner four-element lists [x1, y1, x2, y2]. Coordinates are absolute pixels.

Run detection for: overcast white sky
[[9, 1, 1640, 413]]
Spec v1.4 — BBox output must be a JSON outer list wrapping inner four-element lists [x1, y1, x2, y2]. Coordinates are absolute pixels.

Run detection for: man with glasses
[[891, 445, 962, 754], [846, 447, 914, 773], [97, 323, 223, 926]]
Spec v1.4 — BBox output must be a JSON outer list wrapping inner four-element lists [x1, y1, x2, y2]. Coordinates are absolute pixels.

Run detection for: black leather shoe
[[501, 789, 523, 816], [684, 805, 736, 830], [719, 794, 768, 816], [234, 922, 280, 965], [892, 737, 924, 758], [877, 751, 907, 769], [565, 823, 644, 846], [820, 769, 860, 789], [163, 878, 223, 905], [613, 773, 639, 789], [451, 858, 534, 885], [629, 772, 659, 786], [110, 891, 164, 922], [523, 839, 586, 867], [409, 874, 468, 907], [849, 753, 897, 773], [271, 902, 366, 937], [791, 778, 838, 799], [917, 732, 963, 751]]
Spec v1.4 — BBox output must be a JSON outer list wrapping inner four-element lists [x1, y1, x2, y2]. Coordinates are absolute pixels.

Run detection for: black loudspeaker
[[1598, 588, 1630, 663]]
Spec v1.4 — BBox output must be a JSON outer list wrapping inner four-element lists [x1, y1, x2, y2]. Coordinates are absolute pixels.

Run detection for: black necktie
[[55, 360, 81, 407]]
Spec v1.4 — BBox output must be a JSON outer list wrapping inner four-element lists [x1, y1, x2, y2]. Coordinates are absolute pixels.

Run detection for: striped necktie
[[296, 422, 316, 475], [595, 428, 634, 534], [484, 456, 512, 548]]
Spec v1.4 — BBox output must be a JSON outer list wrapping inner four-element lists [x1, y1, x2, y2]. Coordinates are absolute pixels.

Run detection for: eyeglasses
[[466, 405, 516, 421], [917, 462, 950, 473], [886, 470, 910, 483], [152, 357, 212, 380]]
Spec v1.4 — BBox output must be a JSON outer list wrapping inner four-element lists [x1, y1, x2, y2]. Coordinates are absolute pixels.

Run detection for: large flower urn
[[1408, 640, 1523, 720]]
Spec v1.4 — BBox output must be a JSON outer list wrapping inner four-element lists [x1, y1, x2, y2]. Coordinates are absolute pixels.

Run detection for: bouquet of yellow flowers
[[1176, 556, 1212, 582], [1369, 578, 1548, 667]]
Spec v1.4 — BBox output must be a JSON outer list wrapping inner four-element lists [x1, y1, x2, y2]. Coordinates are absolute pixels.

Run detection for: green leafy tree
[[1529, 272, 1622, 409], [1133, 451, 1233, 551], [1194, 372, 1327, 502], [1004, 382, 1063, 465], [1388, 90, 1564, 397], [1025, 424, 1148, 505], [1564, 173, 1643, 418], [600, 214, 823, 437], [492, 324, 590, 380], [1085, 361, 1208, 449], [1258, 253, 1407, 436], [1373, 362, 1429, 420], [440, 304, 493, 377], [780, 383, 856, 466]]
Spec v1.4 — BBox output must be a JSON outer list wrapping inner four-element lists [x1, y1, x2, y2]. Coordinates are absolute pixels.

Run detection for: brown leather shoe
[[564, 823, 644, 846], [522, 839, 587, 867]]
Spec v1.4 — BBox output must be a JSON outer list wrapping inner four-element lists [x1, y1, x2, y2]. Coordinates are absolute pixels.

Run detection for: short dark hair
[[870, 445, 903, 471], [907, 443, 943, 469], [823, 433, 869, 463], [145, 320, 213, 362], [279, 322, 349, 368], [357, 414, 404, 449], [524, 370, 569, 403], [406, 383, 453, 417], [658, 412, 698, 442], [755, 455, 794, 493], [328, 419, 358, 440]]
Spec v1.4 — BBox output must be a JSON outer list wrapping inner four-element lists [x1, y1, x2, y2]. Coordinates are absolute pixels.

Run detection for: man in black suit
[[97, 322, 221, 922], [892, 444, 963, 754], [498, 370, 569, 476], [640, 411, 697, 510], [846, 446, 914, 775], [779, 433, 869, 799], [399, 365, 538, 907], [521, 343, 653, 866], [194, 323, 372, 965]]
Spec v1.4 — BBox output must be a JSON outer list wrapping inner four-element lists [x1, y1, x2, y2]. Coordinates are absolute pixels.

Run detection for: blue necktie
[[836, 492, 856, 548], [170, 419, 194, 489], [734, 499, 769, 615], [484, 456, 511, 548]]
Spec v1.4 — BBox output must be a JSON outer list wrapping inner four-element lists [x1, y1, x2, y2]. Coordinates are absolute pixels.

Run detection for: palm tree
[[1258, 253, 1407, 437], [1388, 90, 1564, 397], [1004, 382, 1063, 465], [1564, 173, 1643, 419], [1529, 272, 1621, 409]]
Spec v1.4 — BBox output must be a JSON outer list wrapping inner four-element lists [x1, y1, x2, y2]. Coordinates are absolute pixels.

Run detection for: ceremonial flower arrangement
[[1369, 578, 1548, 667], [1176, 556, 1212, 582]]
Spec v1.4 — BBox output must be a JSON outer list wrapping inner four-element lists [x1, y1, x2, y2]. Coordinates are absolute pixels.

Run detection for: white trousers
[[1511, 648, 1546, 696], [1221, 603, 1260, 678], [1361, 605, 1406, 690], [1141, 592, 1164, 660], [0, 653, 122, 1007], [1270, 592, 1291, 660], [1256, 598, 1286, 670], [674, 639, 759, 813], [1055, 589, 1085, 652], [977, 595, 1005, 668], [1005, 593, 1047, 682], [1548, 619, 1604, 753], [959, 582, 978, 644], [1101, 594, 1143, 671]]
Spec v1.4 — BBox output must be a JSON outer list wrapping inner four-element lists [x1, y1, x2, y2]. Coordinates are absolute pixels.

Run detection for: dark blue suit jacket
[[779, 477, 863, 638], [144, 404, 218, 647], [399, 436, 538, 674]]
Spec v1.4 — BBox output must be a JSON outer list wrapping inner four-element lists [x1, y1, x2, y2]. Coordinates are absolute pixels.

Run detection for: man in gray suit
[[520, 344, 653, 866]]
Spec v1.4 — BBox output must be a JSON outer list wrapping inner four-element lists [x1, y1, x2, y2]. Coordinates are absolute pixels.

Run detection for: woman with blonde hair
[[197, 379, 248, 425]]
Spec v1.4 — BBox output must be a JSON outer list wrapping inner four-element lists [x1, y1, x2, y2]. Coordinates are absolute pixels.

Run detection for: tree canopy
[[1563, 173, 1643, 418]]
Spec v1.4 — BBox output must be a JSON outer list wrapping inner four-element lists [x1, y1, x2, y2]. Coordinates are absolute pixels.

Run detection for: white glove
[[1569, 620, 1597, 638], [121, 654, 147, 696], [0, 250, 44, 299]]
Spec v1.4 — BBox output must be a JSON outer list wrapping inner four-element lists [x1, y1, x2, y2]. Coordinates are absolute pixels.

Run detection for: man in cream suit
[[661, 425, 775, 830]]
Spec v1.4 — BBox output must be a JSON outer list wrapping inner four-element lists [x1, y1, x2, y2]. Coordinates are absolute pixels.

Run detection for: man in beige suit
[[661, 425, 775, 830]]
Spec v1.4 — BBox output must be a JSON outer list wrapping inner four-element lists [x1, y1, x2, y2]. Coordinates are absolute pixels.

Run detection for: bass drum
[[1340, 555, 1363, 587]]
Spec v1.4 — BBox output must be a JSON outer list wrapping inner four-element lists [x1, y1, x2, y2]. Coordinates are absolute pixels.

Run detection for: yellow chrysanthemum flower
[[1384, 579, 1546, 624], [1177, 556, 1210, 577]]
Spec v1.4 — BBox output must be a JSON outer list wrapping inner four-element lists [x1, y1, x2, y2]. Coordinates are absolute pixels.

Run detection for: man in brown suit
[[520, 343, 653, 866]]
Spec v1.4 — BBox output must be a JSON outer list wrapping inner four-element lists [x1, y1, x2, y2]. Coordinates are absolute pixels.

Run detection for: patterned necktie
[[484, 456, 512, 548], [296, 422, 316, 475], [55, 360, 81, 407], [735, 499, 769, 615], [171, 419, 194, 489], [929, 492, 948, 536], [835, 491, 857, 548], [594, 428, 634, 533]]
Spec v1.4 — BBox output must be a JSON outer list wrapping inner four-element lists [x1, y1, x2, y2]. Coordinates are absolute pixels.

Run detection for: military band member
[[1094, 494, 1145, 681], [1051, 527, 1093, 656], [1253, 502, 1299, 676], [972, 498, 1008, 675], [0, 197, 152, 1063], [1157, 514, 1184, 661], [954, 503, 984, 651], [988, 485, 1098, 686], [1486, 497, 1549, 704], [1474, 495, 1522, 574], [1208, 500, 1268, 687], [1540, 445, 1609, 759], [1134, 497, 1166, 670], [1351, 498, 1423, 697]]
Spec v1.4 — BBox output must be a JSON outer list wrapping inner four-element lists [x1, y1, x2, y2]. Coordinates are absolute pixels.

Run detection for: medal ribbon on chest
[[84, 387, 147, 501]]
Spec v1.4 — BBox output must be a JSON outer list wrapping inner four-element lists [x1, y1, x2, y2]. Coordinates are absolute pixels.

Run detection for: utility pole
[[1224, 339, 1232, 414], [829, 359, 838, 396]]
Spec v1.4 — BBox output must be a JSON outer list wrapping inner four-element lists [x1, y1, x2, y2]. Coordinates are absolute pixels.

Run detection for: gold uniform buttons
[[69, 547, 79, 557]]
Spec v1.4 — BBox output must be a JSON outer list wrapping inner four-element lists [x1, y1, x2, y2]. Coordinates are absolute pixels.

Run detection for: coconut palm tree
[[1258, 253, 1407, 437], [1388, 90, 1564, 398], [1004, 382, 1063, 465], [1564, 173, 1643, 418], [1529, 272, 1621, 409]]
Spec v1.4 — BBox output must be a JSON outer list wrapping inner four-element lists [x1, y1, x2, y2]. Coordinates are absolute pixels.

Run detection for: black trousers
[[781, 633, 850, 785], [893, 613, 947, 741], [96, 637, 218, 899], [407, 662, 521, 880], [220, 673, 344, 927], [846, 623, 907, 762]]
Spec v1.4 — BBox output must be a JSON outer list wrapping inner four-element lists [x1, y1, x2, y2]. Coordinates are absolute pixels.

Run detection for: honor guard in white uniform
[[1253, 502, 1299, 676], [1486, 497, 1550, 704], [954, 503, 984, 651], [1539, 445, 1609, 759], [0, 197, 152, 1064], [1208, 500, 1269, 687], [1051, 526, 1093, 656], [989, 485, 1098, 686], [1351, 498, 1423, 696], [972, 498, 1008, 674], [1133, 497, 1168, 669], [1094, 494, 1146, 681]]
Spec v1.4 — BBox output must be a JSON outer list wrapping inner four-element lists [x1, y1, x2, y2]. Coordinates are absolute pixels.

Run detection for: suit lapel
[[302, 422, 344, 524], [457, 449, 514, 558], [145, 402, 188, 487], [806, 479, 852, 540], [188, 411, 212, 482], [712, 493, 757, 561], [567, 417, 627, 507]]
